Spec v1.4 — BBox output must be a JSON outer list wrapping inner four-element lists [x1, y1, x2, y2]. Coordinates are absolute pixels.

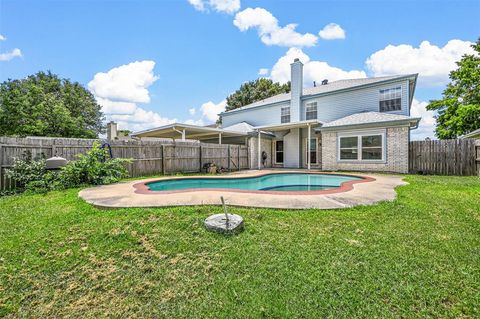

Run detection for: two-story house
[[133, 58, 420, 173]]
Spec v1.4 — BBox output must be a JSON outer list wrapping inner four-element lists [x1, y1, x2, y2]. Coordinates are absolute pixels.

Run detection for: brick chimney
[[107, 121, 117, 141]]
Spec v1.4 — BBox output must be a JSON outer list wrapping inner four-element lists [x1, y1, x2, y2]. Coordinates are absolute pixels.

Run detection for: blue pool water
[[146, 173, 362, 192]]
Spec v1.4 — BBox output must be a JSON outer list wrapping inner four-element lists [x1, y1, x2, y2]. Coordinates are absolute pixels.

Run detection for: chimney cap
[[293, 58, 300, 62]]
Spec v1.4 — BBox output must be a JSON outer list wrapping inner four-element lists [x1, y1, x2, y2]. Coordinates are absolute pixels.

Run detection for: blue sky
[[0, 0, 478, 139]]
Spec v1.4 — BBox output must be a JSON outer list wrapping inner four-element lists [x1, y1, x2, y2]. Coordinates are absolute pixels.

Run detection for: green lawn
[[0, 175, 479, 318]]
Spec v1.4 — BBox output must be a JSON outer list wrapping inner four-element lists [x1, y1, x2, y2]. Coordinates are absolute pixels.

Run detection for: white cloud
[[0, 48, 22, 61], [318, 23, 346, 40], [88, 60, 159, 103], [188, 0, 205, 11], [0, 34, 6, 41], [108, 107, 177, 132], [270, 47, 366, 84], [200, 100, 226, 122], [188, 0, 240, 14], [410, 98, 437, 140], [209, 0, 240, 14], [366, 39, 475, 87], [89, 60, 202, 132], [189, 107, 196, 116], [233, 7, 317, 47], [95, 97, 137, 115], [258, 68, 269, 76], [185, 118, 205, 126]]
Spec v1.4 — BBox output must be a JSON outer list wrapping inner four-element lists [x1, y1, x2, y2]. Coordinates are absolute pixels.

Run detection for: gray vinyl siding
[[300, 80, 410, 122], [221, 79, 410, 128], [221, 101, 290, 127]]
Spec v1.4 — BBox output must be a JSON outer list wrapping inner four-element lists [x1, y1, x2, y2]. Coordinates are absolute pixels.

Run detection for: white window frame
[[379, 86, 402, 112], [281, 107, 290, 123], [337, 130, 386, 162], [305, 137, 318, 164], [274, 140, 284, 164], [305, 102, 317, 120]]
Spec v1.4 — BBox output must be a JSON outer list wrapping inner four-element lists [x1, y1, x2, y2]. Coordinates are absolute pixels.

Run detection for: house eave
[[316, 118, 421, 132]]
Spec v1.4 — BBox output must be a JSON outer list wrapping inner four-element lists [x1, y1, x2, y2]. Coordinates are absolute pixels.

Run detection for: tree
[[427, 39, 480, 139], [226, 78, 290, 112], [0, 71, 104, 138]]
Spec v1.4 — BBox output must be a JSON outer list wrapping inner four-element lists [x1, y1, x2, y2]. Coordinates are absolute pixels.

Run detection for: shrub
[[5, 152, 47, 190], [4, 142, 131, 195], [59, 142, 131, 188]]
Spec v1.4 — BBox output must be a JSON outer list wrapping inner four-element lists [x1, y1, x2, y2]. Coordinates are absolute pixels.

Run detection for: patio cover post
[[172, 127, 186, 141], [218, 133, 222, 145], [257, 130, 261, 169], [307, 123, 311, 170]]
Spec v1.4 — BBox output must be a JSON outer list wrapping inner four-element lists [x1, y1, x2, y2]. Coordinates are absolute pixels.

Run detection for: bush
[[4, 142, 131, 195], [5, 152, 47, 190], [59, 142, 131, 188]]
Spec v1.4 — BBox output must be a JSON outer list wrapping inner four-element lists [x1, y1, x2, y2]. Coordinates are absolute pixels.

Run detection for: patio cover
[[253, 120, 322, 170], [132, 123, 248, 143]]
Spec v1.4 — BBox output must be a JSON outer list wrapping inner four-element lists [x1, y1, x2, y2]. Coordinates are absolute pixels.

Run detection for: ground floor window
[[305, 138, 317, 164], [338, 132, 384, 161], [275, 140, 284, 164]]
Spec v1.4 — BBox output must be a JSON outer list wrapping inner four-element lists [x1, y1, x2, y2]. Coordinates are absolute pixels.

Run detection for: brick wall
[[249, 137, 273, 169], [321, 126, 409, 173]]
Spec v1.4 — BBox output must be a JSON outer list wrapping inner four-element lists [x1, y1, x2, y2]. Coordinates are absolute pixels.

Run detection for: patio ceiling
[[131, 123, 248, 141]]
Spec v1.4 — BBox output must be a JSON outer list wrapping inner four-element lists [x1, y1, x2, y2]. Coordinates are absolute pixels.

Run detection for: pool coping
[[132, 172, 376, 195], [79, 170, 407, 209]]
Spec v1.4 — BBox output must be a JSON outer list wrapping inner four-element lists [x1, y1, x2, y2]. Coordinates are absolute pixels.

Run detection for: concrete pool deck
[[79, 170, 407, 209]]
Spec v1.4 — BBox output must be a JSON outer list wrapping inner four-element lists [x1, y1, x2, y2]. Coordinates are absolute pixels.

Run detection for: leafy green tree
[[226, 78, 290, 112], [0, 71, 104, 138], [427, 39, 480, 139]]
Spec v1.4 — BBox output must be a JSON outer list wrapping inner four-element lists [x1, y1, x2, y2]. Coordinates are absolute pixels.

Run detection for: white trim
[[305, 102, 318, 121], [274, 140, 284, 165], [379, 86, 402, 112], [305, 137, 318, 165], [337, 129, 386, 163]]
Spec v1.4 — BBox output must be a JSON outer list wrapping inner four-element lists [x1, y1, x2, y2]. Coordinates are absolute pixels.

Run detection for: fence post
[[238, 145, 241, 171]]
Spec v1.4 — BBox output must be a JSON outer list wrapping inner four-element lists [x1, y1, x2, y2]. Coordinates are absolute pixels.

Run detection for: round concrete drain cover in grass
[[204, 213, 244, 235]]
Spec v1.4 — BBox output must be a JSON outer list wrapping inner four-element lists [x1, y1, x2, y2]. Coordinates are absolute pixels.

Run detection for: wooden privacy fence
[[0, 136, 249, 190], [409, 138, 480, 176]]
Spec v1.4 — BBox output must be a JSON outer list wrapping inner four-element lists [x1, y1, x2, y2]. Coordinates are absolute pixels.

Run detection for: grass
[[0, 175, 479, 318]]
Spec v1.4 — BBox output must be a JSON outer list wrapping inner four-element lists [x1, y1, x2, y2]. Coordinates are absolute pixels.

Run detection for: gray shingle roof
[[321, 112, 418, 128], [222, 74, 417, 114], [222, 121, 254, 133]]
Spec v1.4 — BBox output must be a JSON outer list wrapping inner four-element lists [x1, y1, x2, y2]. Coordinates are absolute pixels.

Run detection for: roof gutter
[[317, 118, 421, 132]]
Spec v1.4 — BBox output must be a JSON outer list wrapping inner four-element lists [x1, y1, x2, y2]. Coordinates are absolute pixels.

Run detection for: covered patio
[[132, 123, 249, 144], [253, 119, 322, 170]]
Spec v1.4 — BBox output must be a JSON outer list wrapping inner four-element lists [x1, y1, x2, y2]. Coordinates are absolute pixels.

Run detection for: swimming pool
[[143, 173, 364, 193]]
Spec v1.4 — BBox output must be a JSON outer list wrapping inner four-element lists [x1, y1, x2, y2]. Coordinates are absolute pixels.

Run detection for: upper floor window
[[379, 87, 402, 112], [281, 107, 290, 123], [305, 102, 317, 120]]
